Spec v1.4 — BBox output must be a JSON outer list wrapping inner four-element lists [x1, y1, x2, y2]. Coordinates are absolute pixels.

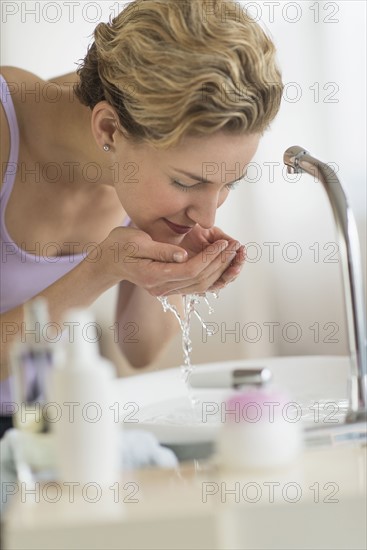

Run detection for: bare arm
[[1, 226, 240, 380]]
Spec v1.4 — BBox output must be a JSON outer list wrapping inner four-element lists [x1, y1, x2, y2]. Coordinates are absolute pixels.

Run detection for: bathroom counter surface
[[3, 442, 366, 550]]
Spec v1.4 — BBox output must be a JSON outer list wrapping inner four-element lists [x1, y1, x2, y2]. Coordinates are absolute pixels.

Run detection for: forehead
[[159, 132, 260, 168]]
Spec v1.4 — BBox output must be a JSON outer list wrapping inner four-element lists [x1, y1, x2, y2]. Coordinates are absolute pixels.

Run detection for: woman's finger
[[159, 250, 241, 296], [161, 245, 245, 296], [146, 239, 233, 293], [208, 248, 245, 289], [126, 237, 242, 297]]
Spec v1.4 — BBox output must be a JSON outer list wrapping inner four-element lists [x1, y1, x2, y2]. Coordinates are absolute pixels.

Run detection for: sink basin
[[116, 355, 365, 460]]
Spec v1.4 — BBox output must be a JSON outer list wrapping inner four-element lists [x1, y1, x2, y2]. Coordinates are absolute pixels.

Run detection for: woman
[[0, 0, 283, 432]]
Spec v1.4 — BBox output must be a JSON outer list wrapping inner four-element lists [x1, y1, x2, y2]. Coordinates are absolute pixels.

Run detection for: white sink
[[116, 355, 364, 458]]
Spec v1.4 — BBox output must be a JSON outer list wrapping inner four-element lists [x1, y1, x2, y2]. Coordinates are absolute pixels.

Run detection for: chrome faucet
[[283, 146, 367, 423]]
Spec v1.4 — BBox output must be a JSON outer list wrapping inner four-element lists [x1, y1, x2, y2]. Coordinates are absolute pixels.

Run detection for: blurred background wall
[[1, 1, 366, 375]]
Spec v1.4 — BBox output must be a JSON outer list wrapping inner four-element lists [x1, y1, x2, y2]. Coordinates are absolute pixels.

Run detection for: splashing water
[[157, 293, 219, 388]]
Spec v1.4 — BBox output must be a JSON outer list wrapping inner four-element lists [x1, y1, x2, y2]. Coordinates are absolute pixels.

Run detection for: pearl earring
[[103, 144, 110, 152]]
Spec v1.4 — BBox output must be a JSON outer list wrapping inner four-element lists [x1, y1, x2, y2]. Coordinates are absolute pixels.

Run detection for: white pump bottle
[[50, 309, 121, 486]]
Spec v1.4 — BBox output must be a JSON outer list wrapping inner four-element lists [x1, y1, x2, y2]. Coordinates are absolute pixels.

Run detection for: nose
[[186, 192, 221, 229]]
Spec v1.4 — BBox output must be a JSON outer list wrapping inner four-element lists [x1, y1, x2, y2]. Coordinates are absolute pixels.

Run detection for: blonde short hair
[[74, 0, 283, 149]]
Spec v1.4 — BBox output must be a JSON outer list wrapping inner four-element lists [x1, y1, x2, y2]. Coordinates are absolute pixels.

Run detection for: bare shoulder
[[1, 66, 45, 101], [1, 66, 42, 81], [0, 67, 46, 190], [0, 68, 79, 191], [0, 66, 50, 116]]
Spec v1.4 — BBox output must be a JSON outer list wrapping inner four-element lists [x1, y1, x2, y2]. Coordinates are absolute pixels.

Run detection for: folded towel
[[0, 428, 178, 516]]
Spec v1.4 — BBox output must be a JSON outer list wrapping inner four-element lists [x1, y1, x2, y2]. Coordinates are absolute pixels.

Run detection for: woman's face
[[112, 131, 260, 244]]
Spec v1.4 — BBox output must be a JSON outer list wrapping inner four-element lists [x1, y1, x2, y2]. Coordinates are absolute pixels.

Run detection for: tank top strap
[[0, 74, 20, 202]]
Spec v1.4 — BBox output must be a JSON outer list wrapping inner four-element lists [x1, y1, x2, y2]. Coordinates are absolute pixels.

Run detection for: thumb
[[148, 242, 188, 263]]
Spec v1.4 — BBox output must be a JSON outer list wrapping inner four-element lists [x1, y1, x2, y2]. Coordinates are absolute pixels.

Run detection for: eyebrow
[[171, 167, 244, 187]]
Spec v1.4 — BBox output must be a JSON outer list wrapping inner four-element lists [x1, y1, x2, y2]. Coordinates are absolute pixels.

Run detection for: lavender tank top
[[0, 74, 130, 412]]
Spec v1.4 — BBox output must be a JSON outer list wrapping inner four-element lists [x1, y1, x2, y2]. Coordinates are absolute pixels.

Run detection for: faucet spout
[[283, 146, 367, 422]]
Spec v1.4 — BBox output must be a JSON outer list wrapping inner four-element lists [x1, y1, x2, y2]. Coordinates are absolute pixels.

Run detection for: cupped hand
[[162, 225, 246, 295], [96, 225, 245, 297]]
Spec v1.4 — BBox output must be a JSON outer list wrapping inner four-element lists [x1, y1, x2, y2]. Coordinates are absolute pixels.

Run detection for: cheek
[[150, 189, 188, 215], [117, 176, 190, 219]]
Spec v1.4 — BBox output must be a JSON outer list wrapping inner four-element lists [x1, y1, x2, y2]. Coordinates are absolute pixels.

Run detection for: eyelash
[[172, 180, 190, 192], [225, 181, 240, 191], [172, 180, 240, 192]]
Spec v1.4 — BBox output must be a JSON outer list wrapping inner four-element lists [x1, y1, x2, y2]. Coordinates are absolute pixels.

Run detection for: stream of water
[[157, 293, 219, 406]]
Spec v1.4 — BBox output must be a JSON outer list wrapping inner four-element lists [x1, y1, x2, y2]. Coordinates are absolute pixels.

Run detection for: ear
[[90, 100, 123, 152]]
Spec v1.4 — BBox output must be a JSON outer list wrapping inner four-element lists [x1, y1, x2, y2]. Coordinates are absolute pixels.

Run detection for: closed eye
[[172, 179, 193, 191], [225, 180, 241, 191], [172, 179, 242, 192]]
